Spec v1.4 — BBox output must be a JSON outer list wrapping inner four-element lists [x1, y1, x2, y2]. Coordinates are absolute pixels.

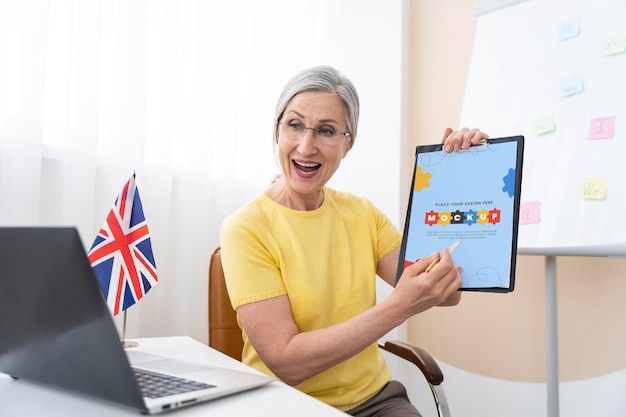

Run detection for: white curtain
[[0, 0, 407, 344]]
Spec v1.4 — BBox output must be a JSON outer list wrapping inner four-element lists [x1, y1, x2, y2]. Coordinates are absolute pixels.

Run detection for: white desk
[[1, 336, 345, 417]]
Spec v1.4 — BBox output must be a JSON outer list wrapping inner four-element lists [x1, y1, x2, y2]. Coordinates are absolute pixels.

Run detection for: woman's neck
[[265, 178, 324, 211]]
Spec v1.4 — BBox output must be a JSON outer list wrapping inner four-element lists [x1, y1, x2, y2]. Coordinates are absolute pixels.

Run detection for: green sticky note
[[533, 114, 556, 135], [602, 34, 626, 56]]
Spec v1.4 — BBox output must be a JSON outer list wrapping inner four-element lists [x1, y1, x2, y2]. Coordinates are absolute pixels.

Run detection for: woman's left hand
[[441, 127, 488, 153]]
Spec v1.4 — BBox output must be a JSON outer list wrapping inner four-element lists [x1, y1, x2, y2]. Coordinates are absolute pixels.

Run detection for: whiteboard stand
[[521, 245, 626, 417], [545, 255, 559, 417]]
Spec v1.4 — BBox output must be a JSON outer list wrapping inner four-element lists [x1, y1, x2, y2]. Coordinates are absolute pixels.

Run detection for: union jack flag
[[88, 174, 158, 316]]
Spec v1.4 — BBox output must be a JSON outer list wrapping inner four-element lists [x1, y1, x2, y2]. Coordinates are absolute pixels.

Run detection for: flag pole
[[89, 173, 157, 350], [121, 310, 138, 348]]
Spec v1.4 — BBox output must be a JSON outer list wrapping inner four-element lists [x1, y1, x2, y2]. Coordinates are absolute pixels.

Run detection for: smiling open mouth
[[293, 160, 321, 174]]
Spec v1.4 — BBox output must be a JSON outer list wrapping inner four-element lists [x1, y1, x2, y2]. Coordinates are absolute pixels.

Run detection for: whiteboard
[[460, 0, 626, 255]]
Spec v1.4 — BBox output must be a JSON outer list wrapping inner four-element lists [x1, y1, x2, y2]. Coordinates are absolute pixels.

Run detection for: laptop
[[0, 227, 275, 414]]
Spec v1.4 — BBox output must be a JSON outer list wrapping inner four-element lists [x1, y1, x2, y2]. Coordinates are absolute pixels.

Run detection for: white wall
[[0, 0, 408, 346]]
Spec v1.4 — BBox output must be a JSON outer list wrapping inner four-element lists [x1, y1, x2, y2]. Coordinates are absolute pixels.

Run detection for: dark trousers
[[346, 381, 422, 417]]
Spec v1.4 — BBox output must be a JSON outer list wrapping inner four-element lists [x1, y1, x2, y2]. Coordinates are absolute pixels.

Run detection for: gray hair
[[273, 66, 360, 148]]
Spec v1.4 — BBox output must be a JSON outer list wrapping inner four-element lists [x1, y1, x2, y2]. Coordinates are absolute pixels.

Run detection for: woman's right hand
[[390, 248, 463, 317]]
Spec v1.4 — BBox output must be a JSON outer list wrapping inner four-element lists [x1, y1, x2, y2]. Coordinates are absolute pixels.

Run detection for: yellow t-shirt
[[219, 187, 402, 411]]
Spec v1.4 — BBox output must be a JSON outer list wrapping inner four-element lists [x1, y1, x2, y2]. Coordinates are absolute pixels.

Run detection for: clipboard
[[395, 135, 525, 293]]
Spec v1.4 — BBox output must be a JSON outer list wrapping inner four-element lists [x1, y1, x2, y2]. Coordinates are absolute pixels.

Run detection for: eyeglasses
[[277, 121, 351, 145]]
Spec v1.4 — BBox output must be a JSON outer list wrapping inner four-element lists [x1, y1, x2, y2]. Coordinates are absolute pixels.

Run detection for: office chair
[[209, 247, 451, 417]]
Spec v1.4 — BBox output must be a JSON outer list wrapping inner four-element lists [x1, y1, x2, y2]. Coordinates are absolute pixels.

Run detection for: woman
[[220, 66, 487, 416]]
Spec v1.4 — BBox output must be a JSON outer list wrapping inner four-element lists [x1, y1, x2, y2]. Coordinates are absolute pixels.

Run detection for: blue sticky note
[[558, 18, 580, 41], [560, 74, 584, 97]]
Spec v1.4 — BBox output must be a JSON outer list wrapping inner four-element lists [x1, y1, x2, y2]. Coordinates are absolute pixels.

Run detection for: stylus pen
[[425, 240, 461, 272]]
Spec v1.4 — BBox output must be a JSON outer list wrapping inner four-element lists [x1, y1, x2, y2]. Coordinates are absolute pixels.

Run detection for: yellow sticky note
[[533, 114, 556, 135], [579, 178, 608, 200]]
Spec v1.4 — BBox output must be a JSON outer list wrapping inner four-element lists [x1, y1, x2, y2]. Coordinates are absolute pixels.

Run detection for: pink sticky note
[[589, 116, 616, 139], [519, 201, 540, 225]]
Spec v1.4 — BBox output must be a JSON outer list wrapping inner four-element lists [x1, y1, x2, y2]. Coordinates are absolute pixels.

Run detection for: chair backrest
[[208, 247, 243, 361]]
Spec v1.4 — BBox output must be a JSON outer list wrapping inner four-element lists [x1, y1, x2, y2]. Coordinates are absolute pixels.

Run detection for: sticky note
[[579, 178, 608, 200], [588, 115, 616, 139], [602, 34, 626, 56], [558, 18, 580, 41], [533, 114, 556, 135], [519, 201, 540, 225], [560, 74, 584, 97]]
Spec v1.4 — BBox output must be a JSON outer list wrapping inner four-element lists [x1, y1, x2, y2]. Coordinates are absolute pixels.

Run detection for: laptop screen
[[0, 227, 146, 410]]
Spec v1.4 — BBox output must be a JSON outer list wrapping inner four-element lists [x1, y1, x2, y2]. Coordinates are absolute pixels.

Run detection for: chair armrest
[[379, 340, 444, 385]]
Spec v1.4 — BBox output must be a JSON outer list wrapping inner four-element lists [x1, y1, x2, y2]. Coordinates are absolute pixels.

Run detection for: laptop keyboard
[[134, 369, 215, 399]]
